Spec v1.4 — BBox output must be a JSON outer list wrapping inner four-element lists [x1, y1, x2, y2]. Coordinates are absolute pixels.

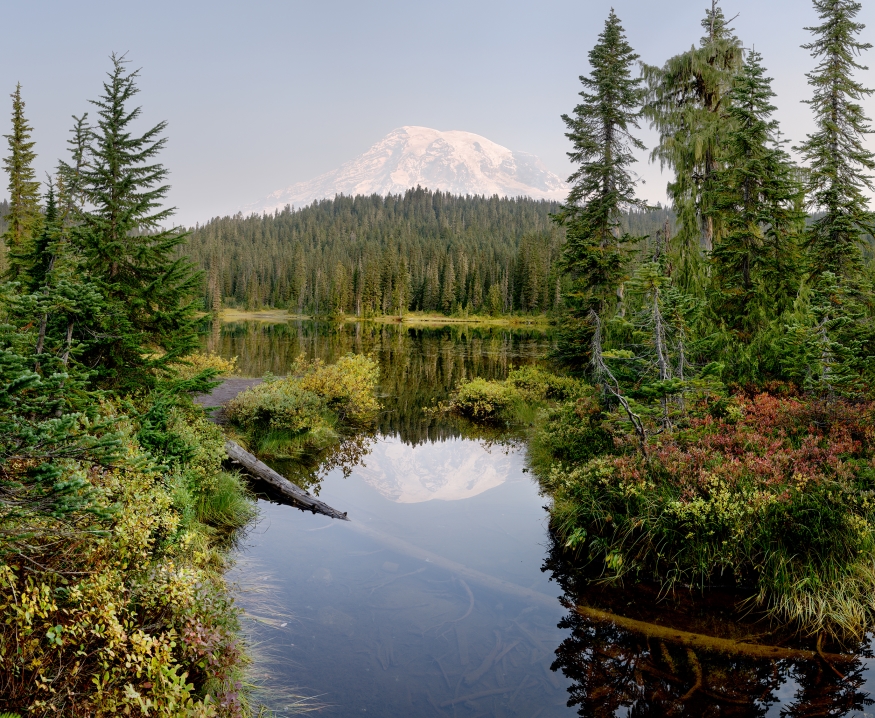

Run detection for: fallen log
[[224, 440, 349, 521], [573, 604, 855, 663]]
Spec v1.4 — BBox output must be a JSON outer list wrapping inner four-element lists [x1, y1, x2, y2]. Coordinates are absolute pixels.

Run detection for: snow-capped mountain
[[244, 126, 568, 214]]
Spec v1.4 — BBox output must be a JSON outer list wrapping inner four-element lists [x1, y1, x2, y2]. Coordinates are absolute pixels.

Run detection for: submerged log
[[574, 604, 854, 663], [224, 440, 349, 521]]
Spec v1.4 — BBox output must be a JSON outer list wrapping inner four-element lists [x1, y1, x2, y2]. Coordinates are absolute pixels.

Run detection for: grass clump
[[225, 354, 380, 459]]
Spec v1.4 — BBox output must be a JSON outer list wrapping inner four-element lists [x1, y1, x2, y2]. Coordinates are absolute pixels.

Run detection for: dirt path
[[194, 378, 263, 422]]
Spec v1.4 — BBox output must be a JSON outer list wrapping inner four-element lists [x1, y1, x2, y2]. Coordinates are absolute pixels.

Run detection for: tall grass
[[197, 470, 257, 530]]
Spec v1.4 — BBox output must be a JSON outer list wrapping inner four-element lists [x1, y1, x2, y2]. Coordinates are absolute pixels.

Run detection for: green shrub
[[295, 353, 381, 423], [0, 402, 250, 716], [546, 392, 875, 637], [447, 366, 586, 424], [532, 394, 614, 469], [225, 353, 380, 458], [226, 381, 326, 435], [505, 365, 582, 402], [451, 378, 518, 420]]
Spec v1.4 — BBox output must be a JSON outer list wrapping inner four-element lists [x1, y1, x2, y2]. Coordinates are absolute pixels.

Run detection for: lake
[[206, 319, 875, 717]]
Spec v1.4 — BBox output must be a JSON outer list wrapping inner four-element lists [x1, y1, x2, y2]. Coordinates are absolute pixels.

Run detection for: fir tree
[[796, 0, 875, 282], [27, 183, 60, 293], [65, 54, 202, 389], [554, 10, 646, 367], [2, 84, 42, 283], [708, 51, 804, 333], [643, 1, 743, 290], [557, 9, 646, 309]]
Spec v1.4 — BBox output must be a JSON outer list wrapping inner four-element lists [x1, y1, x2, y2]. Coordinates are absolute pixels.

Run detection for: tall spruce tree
[[554, 10, 646, 366], [708, 51, 804, 333], [63, 54, 201, 390], [796, 0, 875, 283], [2, 84, 42, 283], [642, 1, 743, 291]]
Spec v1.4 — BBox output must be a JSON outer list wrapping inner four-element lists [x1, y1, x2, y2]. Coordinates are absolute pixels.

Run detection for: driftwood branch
[[224, 440, 349, 521]]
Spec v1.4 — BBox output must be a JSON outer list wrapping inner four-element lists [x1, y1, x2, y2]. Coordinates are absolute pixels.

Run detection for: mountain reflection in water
[[206, 320, 875, 717], [357, 436, 512, 503]]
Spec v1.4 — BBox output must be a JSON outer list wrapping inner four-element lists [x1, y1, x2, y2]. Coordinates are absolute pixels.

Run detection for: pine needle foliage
[[553, 10, 646, 368], [63, 54, 201, 391], [796, 0, 875, 283], [707, 51, 805, 333], [1, 85, 41, 283], [642, 1, 743, 292], [557, 9, 646, 296]]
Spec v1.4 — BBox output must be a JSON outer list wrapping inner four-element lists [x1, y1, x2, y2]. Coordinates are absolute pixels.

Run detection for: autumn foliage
[[547, 390, 875, 635]]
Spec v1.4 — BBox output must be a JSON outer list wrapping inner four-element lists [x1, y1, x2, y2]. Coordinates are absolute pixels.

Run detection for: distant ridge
[[243, 126, 568, 214]]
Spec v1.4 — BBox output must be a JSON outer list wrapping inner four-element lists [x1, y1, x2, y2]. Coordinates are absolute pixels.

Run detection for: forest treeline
[[184, 190, 674, 316]]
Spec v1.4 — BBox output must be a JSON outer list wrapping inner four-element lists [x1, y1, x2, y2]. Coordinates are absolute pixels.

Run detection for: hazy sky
[[2, 0, 874, 226]]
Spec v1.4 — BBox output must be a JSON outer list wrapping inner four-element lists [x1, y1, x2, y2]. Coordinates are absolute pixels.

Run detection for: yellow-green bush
[[451, 378, 519, 420], [224, 354, 380, 457], [0, 404, 253, 716], [448, 366, 585, 421]]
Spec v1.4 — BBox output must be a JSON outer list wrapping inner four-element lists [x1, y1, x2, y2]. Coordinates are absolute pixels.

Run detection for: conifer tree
[[27, 183, 59, 293], [643, 1, 743, 291], [554, 10, 646, 366], [64, 55, 201, 389], [796, 0, 875, 283], [557, 10, 646, 308], [2, 84, 42, 282], [708, 52, 804, 332]]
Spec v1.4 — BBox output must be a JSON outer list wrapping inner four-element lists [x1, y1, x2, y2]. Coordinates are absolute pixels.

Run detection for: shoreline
[[216, 308, 551, 328]]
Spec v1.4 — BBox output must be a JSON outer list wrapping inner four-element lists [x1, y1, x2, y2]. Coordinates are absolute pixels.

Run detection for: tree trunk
[[224, 440, 349, 520]]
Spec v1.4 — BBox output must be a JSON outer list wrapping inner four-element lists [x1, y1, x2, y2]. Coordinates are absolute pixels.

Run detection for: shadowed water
[[208, 320, 875, 717]]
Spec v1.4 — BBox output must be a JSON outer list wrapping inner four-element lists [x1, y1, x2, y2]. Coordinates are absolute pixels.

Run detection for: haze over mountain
[[243, 126, 568, 214]]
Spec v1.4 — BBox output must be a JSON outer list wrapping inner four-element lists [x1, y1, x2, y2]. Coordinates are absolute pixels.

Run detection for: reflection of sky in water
[[214, 321, 875, 716], [233, 434, 571, 716], [355, 436, 514, 503]]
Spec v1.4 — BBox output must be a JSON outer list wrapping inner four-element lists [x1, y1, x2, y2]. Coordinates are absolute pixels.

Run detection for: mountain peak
[[244, 126, 568, 213]]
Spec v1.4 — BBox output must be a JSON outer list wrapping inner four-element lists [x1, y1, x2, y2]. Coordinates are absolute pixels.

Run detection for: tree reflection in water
[[544, 540, 874, 717], [207, 319, 550, 495]]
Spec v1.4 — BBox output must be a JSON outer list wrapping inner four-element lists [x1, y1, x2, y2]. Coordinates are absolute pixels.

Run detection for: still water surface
[[208, 321, 875, 717]]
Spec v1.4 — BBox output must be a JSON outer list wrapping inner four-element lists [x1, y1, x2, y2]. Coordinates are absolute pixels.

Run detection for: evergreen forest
[[185, 191, 673, 316], [5, 0, 875, 713]]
